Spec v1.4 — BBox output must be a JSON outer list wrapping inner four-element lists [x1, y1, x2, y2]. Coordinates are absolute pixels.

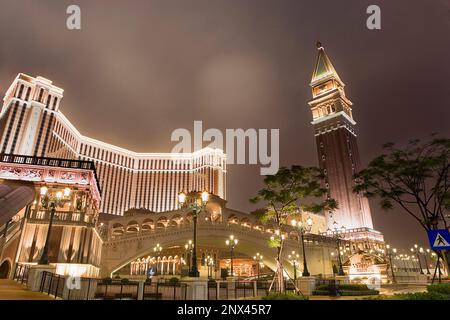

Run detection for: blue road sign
[[427, 229, 450, 250]]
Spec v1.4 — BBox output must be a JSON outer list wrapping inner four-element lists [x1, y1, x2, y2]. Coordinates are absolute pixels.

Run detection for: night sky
[[0, 0, 449, 249]]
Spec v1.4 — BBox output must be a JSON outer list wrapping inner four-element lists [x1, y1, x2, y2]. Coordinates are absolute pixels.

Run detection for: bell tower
[[308, 42, 374, 231]]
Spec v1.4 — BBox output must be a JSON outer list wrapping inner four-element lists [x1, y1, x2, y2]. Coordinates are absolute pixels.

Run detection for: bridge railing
[[13, 263, 31, 284], [105, 218, 334, 246], [28, 209, 95, 226], [0, 153, 101, 195]]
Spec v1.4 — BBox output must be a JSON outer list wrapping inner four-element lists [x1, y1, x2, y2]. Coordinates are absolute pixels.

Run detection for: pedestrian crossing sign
[[427, 229, 450, 250]]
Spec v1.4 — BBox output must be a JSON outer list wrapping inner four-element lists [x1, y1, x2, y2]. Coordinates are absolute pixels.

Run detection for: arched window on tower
[[17, 84, 24, 98], [25, 87, 31, 100], [38, 88, 44, 102], [52, 97, 58, 110]]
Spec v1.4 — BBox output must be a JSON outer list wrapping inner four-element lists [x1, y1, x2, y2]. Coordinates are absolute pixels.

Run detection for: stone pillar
[[27, 264, 56, 291], [183, 277, 208, 300], [295, 276, 316, 296]]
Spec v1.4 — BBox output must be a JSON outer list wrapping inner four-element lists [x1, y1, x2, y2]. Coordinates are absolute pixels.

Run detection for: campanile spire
[[308, 43, 374, 232]]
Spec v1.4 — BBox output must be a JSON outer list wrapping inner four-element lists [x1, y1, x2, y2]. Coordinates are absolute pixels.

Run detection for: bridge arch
[[100, 222, 335, 278]]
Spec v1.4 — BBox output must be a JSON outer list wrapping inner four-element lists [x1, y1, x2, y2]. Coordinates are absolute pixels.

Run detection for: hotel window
[[52, 97, 58, 110]]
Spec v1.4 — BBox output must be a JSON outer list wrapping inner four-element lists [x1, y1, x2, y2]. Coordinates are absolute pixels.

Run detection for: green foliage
[[102, 277, 112, 284], [250, 165, 338, 225], [267, 237, 281, 248], [315, 284, 371, 291], [368, 292, 450, 300], [354, 136, 450, 231], [366, 284, 450, 300], [168, 277, 180, 284], [427, 283, 450, 295], [262, 292, 308, 300], [313, 284, 379, 296]]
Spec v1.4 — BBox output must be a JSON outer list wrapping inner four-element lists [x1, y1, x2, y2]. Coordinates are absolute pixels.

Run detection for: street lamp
[[225, 235, 238, 277], [291, 216, 313, 276], [411, 244, 424, 274], [207, 256, 215, 278], [385, 245, 397, 284], [419, 247, 431, 275], [288, 251, 300, 280], [327, 221, 346, 276], [153, 243, 162, 275], [178, 191, 209, 277], [39, 186, 71, 265], [253, 253, 263, 280], [153, 243, 162, 253], [184, 240, 194, 271]]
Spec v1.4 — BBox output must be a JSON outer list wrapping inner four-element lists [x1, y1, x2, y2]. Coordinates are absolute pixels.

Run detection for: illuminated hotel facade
[[0, 74, 226, 216]]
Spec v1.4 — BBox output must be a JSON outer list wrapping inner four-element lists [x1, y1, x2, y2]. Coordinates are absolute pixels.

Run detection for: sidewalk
[[0, 279, 54, 300]]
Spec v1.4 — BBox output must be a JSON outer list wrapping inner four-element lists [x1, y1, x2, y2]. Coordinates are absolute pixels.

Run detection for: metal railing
[[143, 280, 187, 300], [28, 209, 94, 225], [95, 280, 140, 300], [0, 154, 101, 195], [13, 263, 31, 284], [40, 271, 66, 299], [206, 280, 274, 300]]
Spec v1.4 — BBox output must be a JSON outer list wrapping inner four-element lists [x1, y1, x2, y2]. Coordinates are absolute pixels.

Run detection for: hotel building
[[0, 74, 226, 216]]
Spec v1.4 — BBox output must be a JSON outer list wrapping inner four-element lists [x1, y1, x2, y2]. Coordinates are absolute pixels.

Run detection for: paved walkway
[[0, 279, 54, 300]]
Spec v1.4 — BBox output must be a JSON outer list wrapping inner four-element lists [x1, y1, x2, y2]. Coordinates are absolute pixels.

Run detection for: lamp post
[[327, 221, 346, 276], [178, 191, 209, 277], [420, 247, 431, 275], [253, 253, 263, 280], [385, 245, 397, 284], [411, 244, 424, 274], [153, 243, 162, 274], [291, 217, 313, 277], [39, 186, 71, 265], [226, 235, 238, 277], [184, 240, 193, 271], [207, 256, 214, 278], [288, 251, 300, 281]]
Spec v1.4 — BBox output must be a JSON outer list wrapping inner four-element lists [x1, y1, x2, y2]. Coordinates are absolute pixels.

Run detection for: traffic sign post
[[427, 229, 450, 250]]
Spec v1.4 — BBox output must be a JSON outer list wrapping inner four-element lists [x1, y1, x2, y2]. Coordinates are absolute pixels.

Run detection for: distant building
[[0, 74, 226, 215]]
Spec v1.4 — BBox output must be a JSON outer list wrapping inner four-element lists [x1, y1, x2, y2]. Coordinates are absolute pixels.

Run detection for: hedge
[[313, 284, 379, 296], [262, 292, 309, 300]]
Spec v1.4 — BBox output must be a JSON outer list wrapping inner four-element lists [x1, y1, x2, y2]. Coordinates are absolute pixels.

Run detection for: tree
[[250, 165, 337, 292], [353, 137, 450, 271]]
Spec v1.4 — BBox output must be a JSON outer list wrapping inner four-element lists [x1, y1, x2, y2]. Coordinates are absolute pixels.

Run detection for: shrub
[[427, 283, 450, 296], [262, 292, 308, 300], [313, 284, 378, 296], [208, 279, 217, 286], [168, 277, 180, 284], [387, 292, 450, 300], [102, 277, 112, 284]]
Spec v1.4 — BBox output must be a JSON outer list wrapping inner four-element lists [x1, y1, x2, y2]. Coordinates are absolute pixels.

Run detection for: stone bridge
[[99, 205, 337, 278]]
